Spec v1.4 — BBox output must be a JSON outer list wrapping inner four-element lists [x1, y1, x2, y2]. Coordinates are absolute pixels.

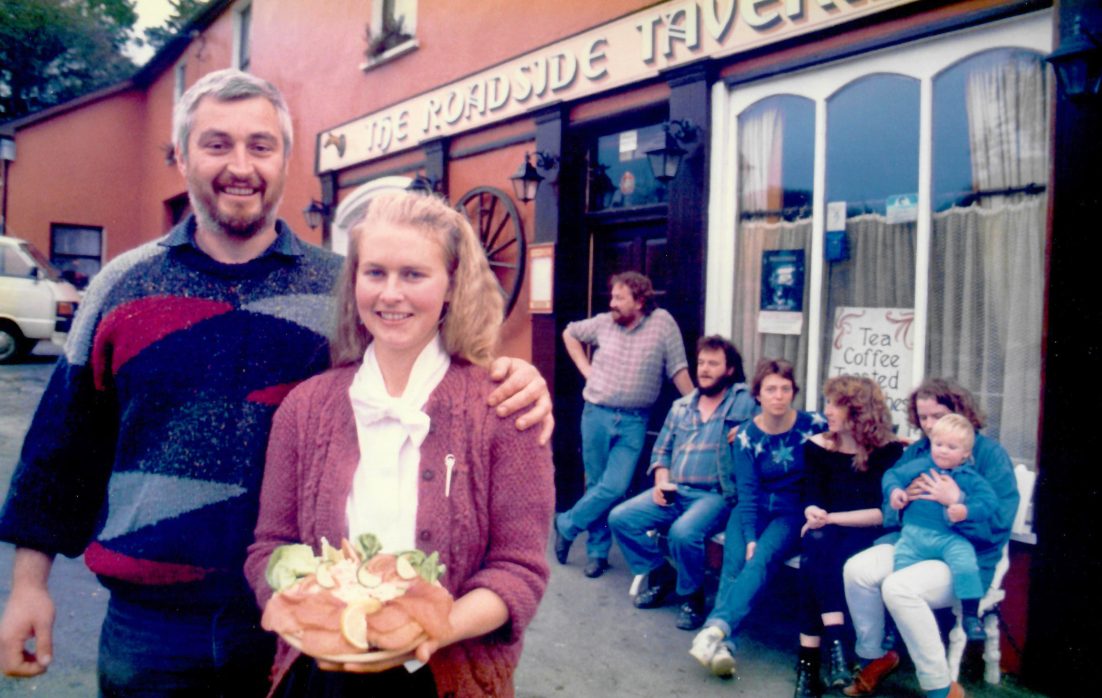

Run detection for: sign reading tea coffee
[[827, 307, 915, 432]]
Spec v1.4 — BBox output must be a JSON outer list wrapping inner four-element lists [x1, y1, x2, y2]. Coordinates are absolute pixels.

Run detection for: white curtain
[[738, 107, 784, 211], [928, 53, 1047, 466]]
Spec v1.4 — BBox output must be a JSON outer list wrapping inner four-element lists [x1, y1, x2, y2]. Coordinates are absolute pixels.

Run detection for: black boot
[[794, 658, 824, 698], [826, 639, 851, 688]]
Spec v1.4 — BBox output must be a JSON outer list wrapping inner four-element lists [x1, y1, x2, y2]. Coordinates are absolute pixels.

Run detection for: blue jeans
[[609, 485, 730, 595], [704, 511, 802, 648], [557, 402, 648, 559], [894, 526, 983, 600], [98, 595, 274, 697]]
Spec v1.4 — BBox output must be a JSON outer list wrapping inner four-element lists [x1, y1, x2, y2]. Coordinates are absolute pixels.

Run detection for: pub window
[[716, 12, 1049, 462], [588, 123, 671, 213], [50, 224, 103, 289], [928, 49, 1047, 467], [730, 95, 814, 406], [820, 74, 919, 407]]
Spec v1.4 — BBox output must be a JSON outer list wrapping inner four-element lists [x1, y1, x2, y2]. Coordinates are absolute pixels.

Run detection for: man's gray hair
[[172, 69, 293, 160]]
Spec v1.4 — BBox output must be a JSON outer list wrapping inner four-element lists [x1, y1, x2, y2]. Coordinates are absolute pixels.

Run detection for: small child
[[882, 414, 997, 641]]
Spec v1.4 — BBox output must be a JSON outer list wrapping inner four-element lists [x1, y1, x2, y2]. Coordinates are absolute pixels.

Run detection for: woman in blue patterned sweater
[[690, 358, 826, 677]]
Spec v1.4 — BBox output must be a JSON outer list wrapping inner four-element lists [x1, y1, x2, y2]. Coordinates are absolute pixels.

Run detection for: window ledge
[[360, 39, 419, 72]]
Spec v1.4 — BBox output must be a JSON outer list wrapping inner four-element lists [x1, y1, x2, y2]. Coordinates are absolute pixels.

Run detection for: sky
[[125, 0, 179, 65]]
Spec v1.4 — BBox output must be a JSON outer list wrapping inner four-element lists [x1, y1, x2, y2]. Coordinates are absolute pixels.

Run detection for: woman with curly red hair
[[793, 376, 903, 696]]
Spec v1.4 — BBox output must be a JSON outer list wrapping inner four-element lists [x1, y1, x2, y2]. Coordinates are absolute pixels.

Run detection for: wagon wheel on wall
[[456, 186, 527, 318]]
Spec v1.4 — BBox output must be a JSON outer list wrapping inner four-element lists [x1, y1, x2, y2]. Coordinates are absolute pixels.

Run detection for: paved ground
[[0, 345, 1046, 697]]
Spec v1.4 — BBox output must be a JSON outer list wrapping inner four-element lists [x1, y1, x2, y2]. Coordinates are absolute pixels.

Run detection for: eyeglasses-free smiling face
[[355, 222, 451, 362], [178, 95, 288, 240]]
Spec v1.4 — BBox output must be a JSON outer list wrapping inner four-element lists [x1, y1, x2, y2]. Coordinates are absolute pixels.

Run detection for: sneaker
[[711, 644, 737, 678], [690, 626, 725, 667], [843, 650, 900, 696], [963, 615, 987, 642]]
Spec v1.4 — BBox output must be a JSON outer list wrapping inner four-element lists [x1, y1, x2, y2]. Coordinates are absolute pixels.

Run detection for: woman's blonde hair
[[822, 375, 896, 471], [329, 191, 503, 367]]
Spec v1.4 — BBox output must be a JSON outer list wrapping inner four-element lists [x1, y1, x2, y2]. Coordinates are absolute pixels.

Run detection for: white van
[[0, 236, 81, 363]]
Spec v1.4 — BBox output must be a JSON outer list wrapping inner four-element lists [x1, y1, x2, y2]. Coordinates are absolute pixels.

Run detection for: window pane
[[929, 50, 1048, 466], [53, 225, 102, 256], [589, 123, 669, 212], [822, 74, 919, 427], [731, 95, 814, 404], [51, 224, 102, 289]]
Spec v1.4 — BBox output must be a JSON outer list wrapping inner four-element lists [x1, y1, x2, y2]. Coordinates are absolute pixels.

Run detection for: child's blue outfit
[[881, 455, 998, 600]]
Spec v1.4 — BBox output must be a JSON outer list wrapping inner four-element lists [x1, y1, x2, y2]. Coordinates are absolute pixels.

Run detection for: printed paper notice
[[826, 306, 916, 434]]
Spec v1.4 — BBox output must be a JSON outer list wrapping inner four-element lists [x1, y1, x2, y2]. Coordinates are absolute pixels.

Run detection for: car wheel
[[0, 324, 30, 364]]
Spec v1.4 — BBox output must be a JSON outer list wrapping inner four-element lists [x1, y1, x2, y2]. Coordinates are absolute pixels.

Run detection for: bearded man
[[555, 271, 693, 579], [609, 336, 755, 630]]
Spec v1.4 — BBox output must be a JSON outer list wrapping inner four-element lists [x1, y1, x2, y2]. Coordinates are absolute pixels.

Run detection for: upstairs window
[[363, 0, 417, 69], [234, 2, 252, 71]]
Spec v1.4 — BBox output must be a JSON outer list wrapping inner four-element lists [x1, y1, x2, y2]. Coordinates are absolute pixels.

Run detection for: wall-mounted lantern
[[303, 199, 331, 230], [646, 119, 701, 183], [510, 151, 558, 203], [1047, 14, 1102, 100]]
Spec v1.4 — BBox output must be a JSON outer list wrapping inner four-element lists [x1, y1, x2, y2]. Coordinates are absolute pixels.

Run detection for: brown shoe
[[842, 651, 900, 696], [947, 681, 966, 698]]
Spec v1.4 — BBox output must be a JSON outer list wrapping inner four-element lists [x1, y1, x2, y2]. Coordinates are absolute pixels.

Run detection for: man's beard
[[612, 309, 637, 326], [190, 190, 278, 240], [699, 374, 733, 397]]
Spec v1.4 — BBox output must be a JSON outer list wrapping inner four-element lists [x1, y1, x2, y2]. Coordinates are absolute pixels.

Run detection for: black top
[[803, 440, 904, 513]]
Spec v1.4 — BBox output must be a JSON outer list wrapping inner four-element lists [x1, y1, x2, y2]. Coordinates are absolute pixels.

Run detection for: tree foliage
[[0, 0, 140, 121], [143, 0, 210, 52]]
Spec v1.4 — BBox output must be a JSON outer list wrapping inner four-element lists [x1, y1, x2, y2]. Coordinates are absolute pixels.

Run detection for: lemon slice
[[315, 561, 337, 589], [396, 554, 418, 580], [340, 598, 382, 650]]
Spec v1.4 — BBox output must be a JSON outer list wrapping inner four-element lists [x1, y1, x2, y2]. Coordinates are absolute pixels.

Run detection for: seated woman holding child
[[842, 379, 1018, 698]]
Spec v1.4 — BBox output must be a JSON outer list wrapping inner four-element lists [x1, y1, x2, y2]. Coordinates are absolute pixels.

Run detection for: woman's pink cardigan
[[245, 362, 554, 697]]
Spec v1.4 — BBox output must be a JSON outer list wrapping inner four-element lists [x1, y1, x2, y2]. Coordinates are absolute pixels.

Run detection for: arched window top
[[826, 73, 920, 216], [737, 95, 815, 220]]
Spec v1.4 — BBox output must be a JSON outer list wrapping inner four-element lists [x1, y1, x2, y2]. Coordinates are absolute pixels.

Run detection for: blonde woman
[[246, 191, 553, 697]]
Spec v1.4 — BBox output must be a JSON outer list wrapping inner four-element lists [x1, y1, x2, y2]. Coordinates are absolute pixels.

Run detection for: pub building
[[1, 1, 1096, 691]]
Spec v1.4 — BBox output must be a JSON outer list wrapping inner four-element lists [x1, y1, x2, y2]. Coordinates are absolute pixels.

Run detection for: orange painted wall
[[6, 92, 147, 259]]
